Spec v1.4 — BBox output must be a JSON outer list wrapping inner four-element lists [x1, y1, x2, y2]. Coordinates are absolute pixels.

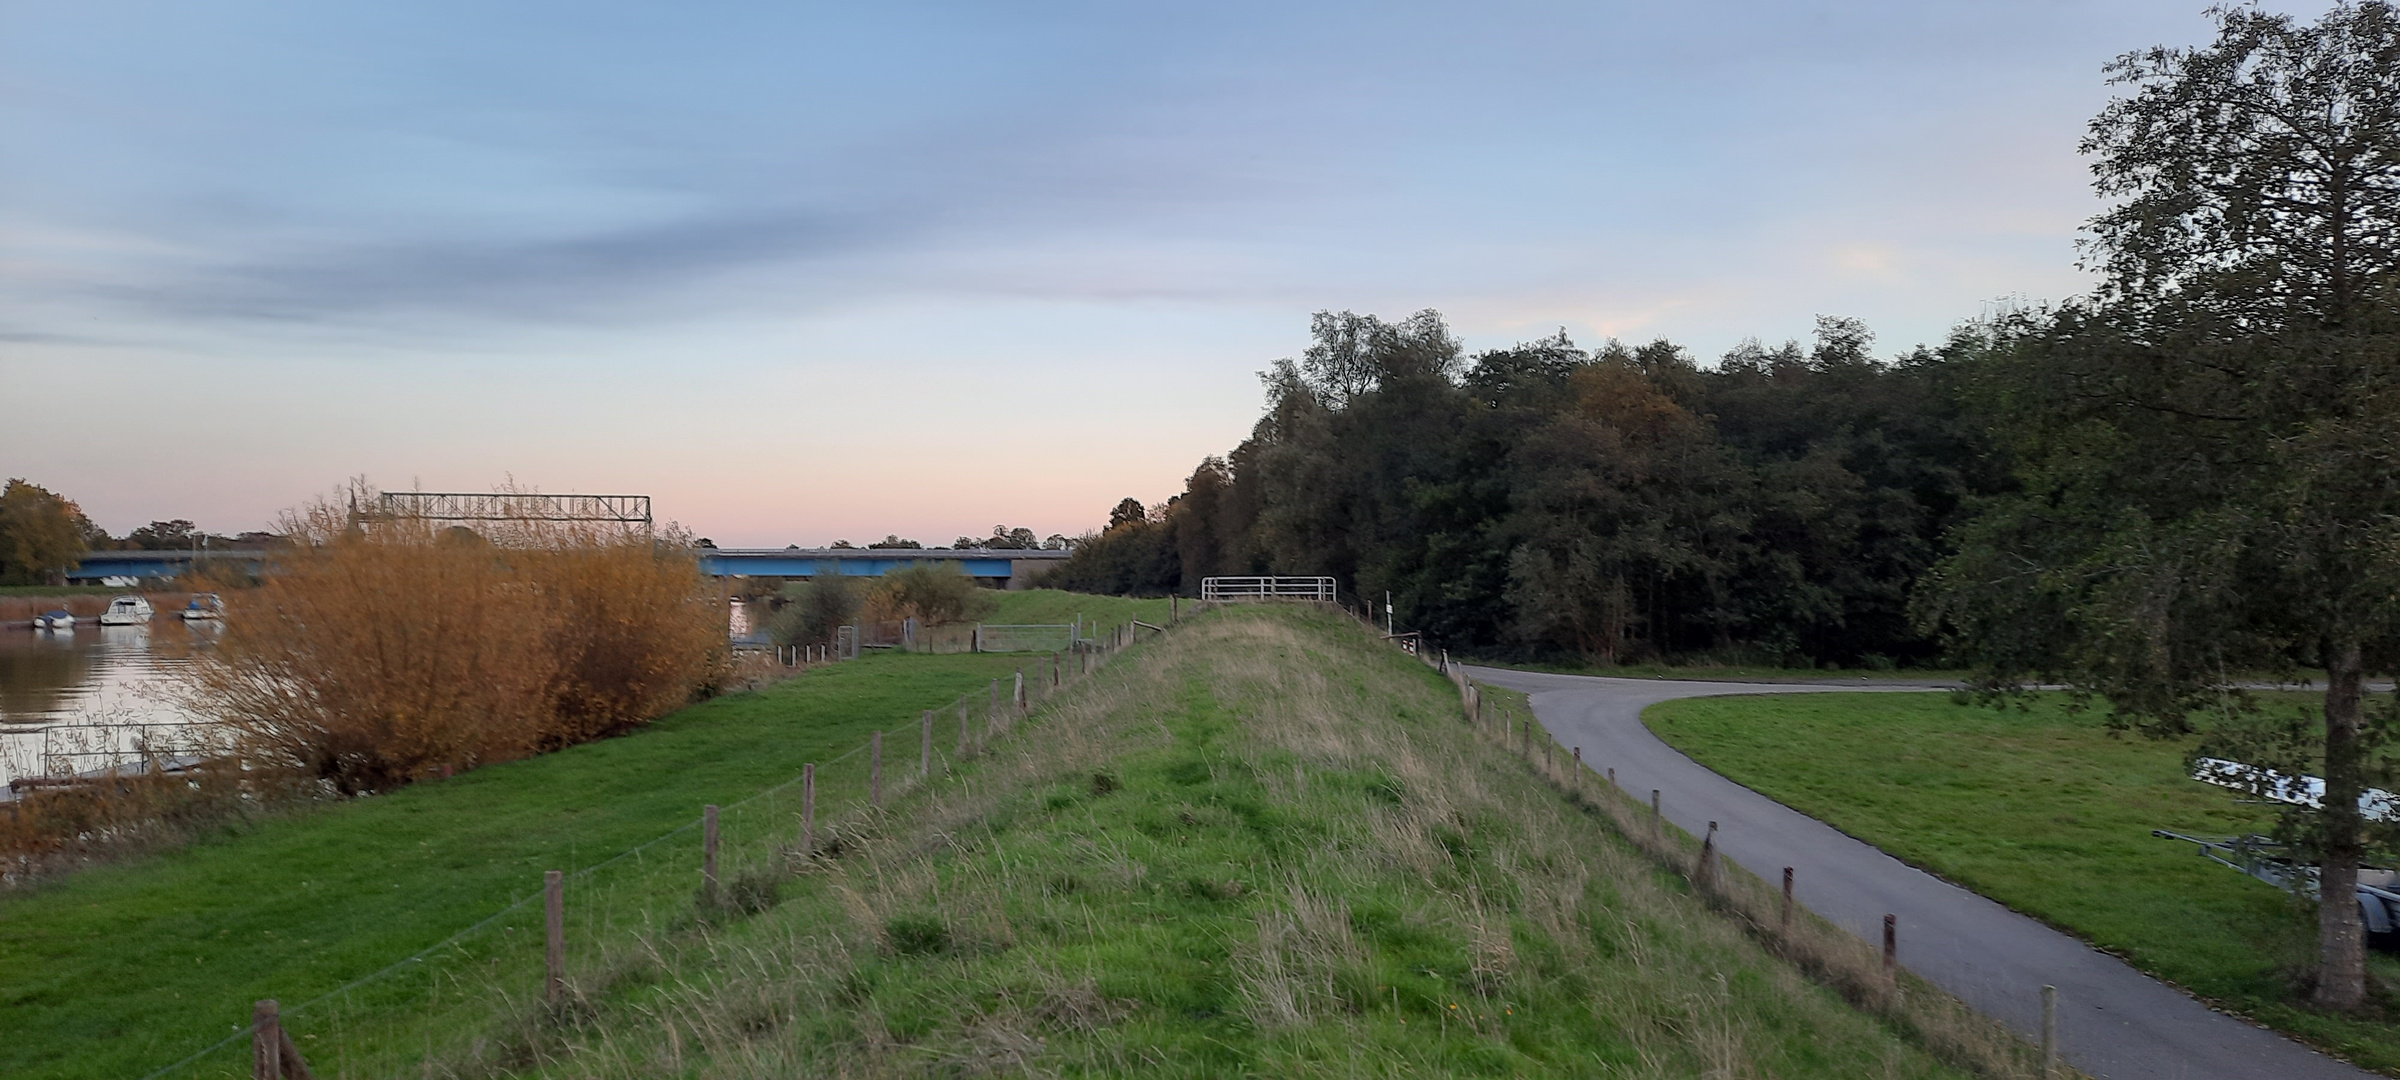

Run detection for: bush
[[186, 490, 725, 794], [862, 563, 996, 626], [767, 574, 860, 646]]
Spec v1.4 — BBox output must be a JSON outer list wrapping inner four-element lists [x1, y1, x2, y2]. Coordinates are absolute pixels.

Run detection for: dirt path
[[1464, 666, 2376, 1080]]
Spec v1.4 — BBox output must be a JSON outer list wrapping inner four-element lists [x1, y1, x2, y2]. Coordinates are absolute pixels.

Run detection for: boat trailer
[[2153, 830, 2400, 946]]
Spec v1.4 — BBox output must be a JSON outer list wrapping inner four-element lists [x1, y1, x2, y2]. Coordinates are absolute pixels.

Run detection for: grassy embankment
[[0, 651, 1039, 1080], [1646, 693, 2400, 1072], [9, 604, 2011, 1078], [405, 605, 2000, 1078], [978, 589, 1172, 630]]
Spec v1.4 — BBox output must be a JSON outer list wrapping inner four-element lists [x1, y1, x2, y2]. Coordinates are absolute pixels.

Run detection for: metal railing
[[1200, 576, 1338, 603]]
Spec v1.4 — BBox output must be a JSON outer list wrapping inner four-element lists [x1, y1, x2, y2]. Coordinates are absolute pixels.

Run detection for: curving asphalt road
[[1465, 666, 2378, 1080]]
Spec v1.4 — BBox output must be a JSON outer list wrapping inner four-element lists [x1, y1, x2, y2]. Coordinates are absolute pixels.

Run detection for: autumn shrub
[[186, 494, 723, 794], [861, 562, 996, 626]]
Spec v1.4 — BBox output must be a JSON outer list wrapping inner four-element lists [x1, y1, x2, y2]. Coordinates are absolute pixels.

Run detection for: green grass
[[448, 607, 1972, 1078], [0, 651, 1036, 1080], [1646, 693, 2400, 1072], [981, 588, 1175, 629], [3, 608, 1995, 1079]]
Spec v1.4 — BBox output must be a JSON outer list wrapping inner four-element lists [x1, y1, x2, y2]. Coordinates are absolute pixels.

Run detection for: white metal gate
[[1199, 576, 1337, 603]]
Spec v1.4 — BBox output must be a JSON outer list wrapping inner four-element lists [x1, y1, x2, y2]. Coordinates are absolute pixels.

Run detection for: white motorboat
[[180, 593, 225, 621], [31, 609, 74, 631], [97, 595, 153, 625]]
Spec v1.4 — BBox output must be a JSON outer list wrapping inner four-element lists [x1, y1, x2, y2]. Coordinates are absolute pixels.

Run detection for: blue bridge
[[698, 548, 1069, 589], [66, 546, 1070, 589]]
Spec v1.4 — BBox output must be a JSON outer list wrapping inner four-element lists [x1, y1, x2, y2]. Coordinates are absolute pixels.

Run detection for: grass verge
[[1646, 692, 2400, 1073], [0, 651, 1039, 1080], [428, 606, 2027, 1078]]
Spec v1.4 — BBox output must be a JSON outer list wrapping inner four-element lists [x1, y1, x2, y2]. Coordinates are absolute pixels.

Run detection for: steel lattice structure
[[379, 492, 652, 528]]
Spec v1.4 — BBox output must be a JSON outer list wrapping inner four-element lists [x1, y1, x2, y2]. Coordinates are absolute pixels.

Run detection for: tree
[[866, 535, 922, 549], [1921, 2, 2400, 1010], [126, 519, 201, 549], [0, 479, 93, 586]]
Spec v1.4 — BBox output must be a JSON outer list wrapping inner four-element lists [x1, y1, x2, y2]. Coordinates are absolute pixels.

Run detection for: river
[[0, 604, 760, 790], [0, 620, 224, 790]]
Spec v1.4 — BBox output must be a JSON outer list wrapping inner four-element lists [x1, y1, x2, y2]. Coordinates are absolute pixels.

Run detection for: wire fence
[[134, 612, 1182, 1080]]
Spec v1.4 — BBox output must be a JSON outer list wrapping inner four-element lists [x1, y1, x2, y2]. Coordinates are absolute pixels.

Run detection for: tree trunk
[[2316, 637, 2368, 1011]]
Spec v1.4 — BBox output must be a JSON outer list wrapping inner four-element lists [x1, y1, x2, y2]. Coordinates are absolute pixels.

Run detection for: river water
[[0, 620, 223, 789], [0, 605, 760, 790]]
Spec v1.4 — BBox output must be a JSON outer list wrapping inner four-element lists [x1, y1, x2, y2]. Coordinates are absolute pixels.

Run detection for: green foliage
[[1049, 312, 1995, 666], [0, 479, 92, 587], [1648, 691, 2400, 1068], [866, 562, 996, 625], [769, 573, 862, 645], [1915, 2, 2400, 1007]]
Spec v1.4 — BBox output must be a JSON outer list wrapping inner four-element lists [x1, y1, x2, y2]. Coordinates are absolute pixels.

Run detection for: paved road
[[1466, 666, 2378, 1080]]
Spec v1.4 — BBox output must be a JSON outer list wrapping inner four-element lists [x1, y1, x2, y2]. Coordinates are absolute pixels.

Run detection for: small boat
[[31, 609, 74, 631], [97, 595, 154, 626], [180, 593, 225, 621]]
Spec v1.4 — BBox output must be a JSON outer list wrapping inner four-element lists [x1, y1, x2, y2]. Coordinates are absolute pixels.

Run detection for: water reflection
[[0, 621, 219, 787]]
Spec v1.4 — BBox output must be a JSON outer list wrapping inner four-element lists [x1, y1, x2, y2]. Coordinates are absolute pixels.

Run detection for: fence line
[[1404, 628, 2068, 1079], [140, 609, 1180, 1080]]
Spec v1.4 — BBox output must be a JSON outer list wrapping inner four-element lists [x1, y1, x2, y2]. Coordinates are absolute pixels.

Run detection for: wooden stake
[[2040, 984, 2058, 1077], [544, 870, 565, 1006], [920, 710, 933, 777], [702, 804, 720, 902], [253, 999, 280, 1080], [870, 731, 884, 808], [1882, 914, 1898, 982], [1696, 821, 1718, 888], [1780, 867, 1795, 934], [1607, 767, 1616, 788], [800, 765, 815, 856], [958, 704, 970, 756]]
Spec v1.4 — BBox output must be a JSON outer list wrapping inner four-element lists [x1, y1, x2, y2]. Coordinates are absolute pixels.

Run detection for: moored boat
[[31, 609, 74, 631], [97, 595, 153, 625], [180, 593, 225, 621]]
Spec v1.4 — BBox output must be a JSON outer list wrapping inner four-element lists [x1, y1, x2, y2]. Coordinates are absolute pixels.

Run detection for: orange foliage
[[185, 494, 723, 794]]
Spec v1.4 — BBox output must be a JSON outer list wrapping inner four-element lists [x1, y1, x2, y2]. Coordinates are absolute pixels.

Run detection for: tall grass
[[186, 493, 724, 794]]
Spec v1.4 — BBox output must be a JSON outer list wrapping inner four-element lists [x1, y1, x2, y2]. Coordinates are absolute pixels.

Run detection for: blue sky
[[0, 2, 2278, 542]]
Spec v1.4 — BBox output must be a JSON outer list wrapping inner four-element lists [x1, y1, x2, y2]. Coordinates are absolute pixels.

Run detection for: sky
[[0, 1, 2302, 544]]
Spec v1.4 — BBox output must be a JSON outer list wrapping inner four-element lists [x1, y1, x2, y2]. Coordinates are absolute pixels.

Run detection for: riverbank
[[0, 648, 1045, 1080]]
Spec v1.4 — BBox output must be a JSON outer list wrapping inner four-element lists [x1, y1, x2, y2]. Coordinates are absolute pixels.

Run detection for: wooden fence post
[[545, 870, 565, 1006], [1014, 670, 1025, 711], [253, 999, 280, 1080], [702, 805, 720, 903], [1649, 789, 1661, 838], [1607, 767, 1616, 788], [1882, 914, 1898, 983], [871, 731, 884, 808], [1781, 867, 1795, 934], [2040, 984, 2058, 1077], [801, 765, 815, 856], [921, 710, 933, 777], [1696, 821, 1718, 888], [252, 999, 315, 1080], [958, 704, 971, 756]]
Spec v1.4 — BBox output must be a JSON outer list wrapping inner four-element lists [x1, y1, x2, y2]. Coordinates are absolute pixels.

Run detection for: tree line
[[1048, 311, 1998, 669]]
